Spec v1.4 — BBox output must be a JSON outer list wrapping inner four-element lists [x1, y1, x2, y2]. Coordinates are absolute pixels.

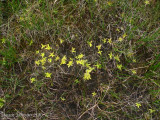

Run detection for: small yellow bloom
[[122, 33, 127, 38], [108, 52, 113, 59], [96, 44, 101, 50], [45, 72, 52, 78], [116, 28, 120, 32], [76, 59, 87, 66], [114, 55, 120, 62], [45, 44, 52, 50], [76, 53, 84, 59], [83, 67, 94, 80], [61, 55, 67, 65], [29, 40, 33, 46], [118, 37, 123, 42], [48, 58, 52, 63], [83, 72, 91, 80], [149, 109, 155, 113], [36, 50, 39, 54], [87, 41, 93, 47], [92, 92, 97, 96], [94, 62, 102, 69], [102, 38, 106, 43], [136, 103, 141, 108], [145, 0, 150, 5], [59, 38, 64, 44], [40, 57, 47, 65], [117, 64, 122, 71], [55, 56, 60, 61], [71, 47, 76, 53], [60, 97, 65, 101], [107, 1, 112, 6], [30, 77, 36, 83], [133, 59, 136, 63], [67, 60, 73, 68], [131, 70, 136, 74], [98, 50, 102, 55], [49, 52, 55, 57], [41, 44, 46, 49], [41, 53, 45, 58], [85, 62, 91, 68], [108, 38, 112, 44], [35, 60, 40, 65], [1, 38, 6, 43]]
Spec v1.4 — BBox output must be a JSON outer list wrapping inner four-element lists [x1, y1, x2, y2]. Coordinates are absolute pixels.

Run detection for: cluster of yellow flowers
[[31, 31, 129, 83], [30, 44, 58, 83]]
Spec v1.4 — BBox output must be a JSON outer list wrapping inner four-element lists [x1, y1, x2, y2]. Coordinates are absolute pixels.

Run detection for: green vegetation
[[0, 0, 160, 119]]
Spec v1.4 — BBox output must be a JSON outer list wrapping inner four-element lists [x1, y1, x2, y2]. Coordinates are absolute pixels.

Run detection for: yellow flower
[[59, 38, 64, 44], [107, 1, 112, 6], [1, 38, 6, 43], [41, 44, 46, 49], [71, 47, 76, 53], [36, 50, 39, 54], [117, 64, 122, 71], [49, 52, 55, 57], [92, 92, 97, 96], [136, 103, 141, 108], [133, 59, 136, 63], [108, 38, 112, 44], [114, 55, 120, 62], [116, 28, 120, 32], [61, 55, 67, 65], [35, 60, 40, 66], [87, 41, 93, 47], [102, 38, 106, 43], [83, 67, 94, 80], [45, 44, 52, 50], [40, 57, 47, 65], [30, 77, 36, 83], [76, 53, 84, 59], [67, 60, 73, 68], [145, 0, 150, 5], [48, 58, 52, 63], [85, 62, 91, 68], [98, 50, 102, 55], [83, 72, 91, 80], [60, 97, 65, 101], [76, 59, 87, 66], [29, 40, 33, 46], [19, 16, 25, 21], [96, 44, 101, 50], [41, 53, 45, 58], [108, 52, 113, 59], [94, 62, 102, 69], [42, 66, 46, 70], [55, 56, 60, 61], [122, 33, 127, 38], [149, 109, 155, 114], [45, 72, 52, 78], [131, 70, 136, 74], [118, 37, 123, 42]]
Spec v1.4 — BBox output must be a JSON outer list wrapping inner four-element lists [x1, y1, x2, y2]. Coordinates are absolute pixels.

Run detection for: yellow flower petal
[[45, 72, 52, 78], [61, 55, 67, 65], [30, 77, 36, 83]]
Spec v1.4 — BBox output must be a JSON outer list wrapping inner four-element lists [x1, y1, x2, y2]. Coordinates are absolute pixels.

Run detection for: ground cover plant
[[0, 0, 160, 119]]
